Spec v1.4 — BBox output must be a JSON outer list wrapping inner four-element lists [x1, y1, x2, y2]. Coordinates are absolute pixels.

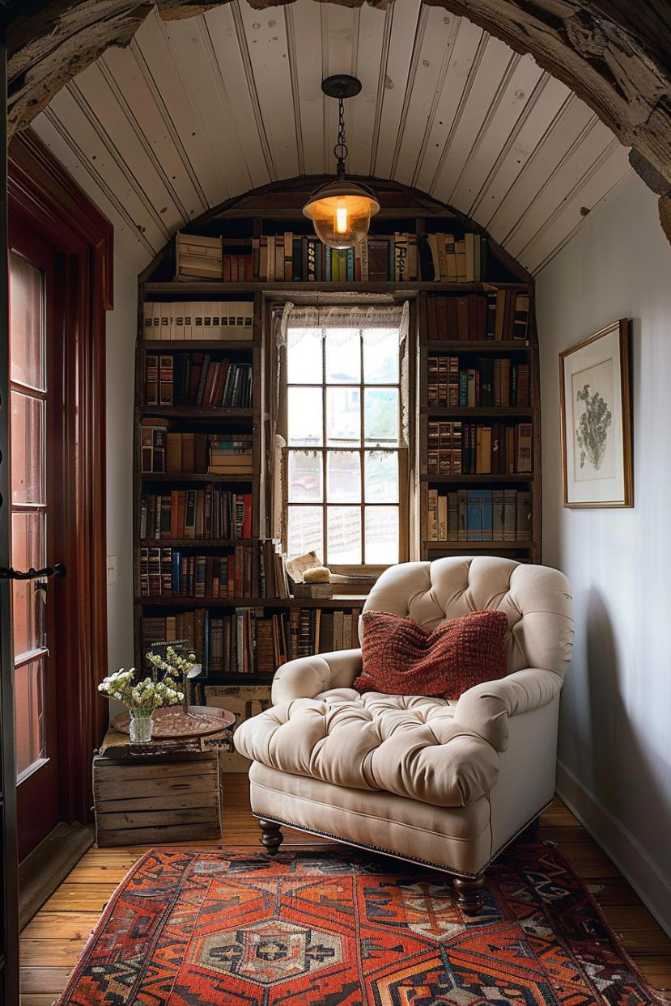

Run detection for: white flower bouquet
[[99, 657, 185, 743]]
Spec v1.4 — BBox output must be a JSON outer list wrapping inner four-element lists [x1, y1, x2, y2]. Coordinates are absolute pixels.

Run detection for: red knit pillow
[[354, 609, 509, 699]]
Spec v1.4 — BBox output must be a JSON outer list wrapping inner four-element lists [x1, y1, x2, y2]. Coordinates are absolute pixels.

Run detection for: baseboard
[[19, 821, 93, 929], [556, 760, 671, 937]]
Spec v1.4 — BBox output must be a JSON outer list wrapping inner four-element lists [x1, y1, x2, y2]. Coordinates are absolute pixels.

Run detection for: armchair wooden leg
[[258, 818, 283, 856], [454, 876, 485, 916]]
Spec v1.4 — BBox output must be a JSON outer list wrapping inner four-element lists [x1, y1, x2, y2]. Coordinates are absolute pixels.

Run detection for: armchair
[[234, 556, 574, 913]]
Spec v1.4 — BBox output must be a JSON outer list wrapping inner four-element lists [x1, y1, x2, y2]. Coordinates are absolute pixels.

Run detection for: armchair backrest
[[362, 556, 574, 677]]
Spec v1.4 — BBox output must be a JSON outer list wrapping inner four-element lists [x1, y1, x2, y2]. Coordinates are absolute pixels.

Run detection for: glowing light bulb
[[335, 205, 349, 234]]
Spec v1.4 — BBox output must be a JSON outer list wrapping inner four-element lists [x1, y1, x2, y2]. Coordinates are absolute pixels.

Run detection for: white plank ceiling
[[31, 0, 632, 275]]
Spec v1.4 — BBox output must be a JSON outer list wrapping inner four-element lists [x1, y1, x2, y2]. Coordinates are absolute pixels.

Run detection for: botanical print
[[577, 385, 611, 468], [571, 358, 615, 482]]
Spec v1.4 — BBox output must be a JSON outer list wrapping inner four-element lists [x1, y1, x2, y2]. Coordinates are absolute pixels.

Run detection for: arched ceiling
[[28, 0, 631, 273]]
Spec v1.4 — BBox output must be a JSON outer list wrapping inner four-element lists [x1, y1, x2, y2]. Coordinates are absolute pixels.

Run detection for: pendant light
[[303, 75, 380, 250]]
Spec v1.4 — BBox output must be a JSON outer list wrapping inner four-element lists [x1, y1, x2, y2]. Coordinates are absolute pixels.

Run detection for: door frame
[[8, 128, 113, 824]]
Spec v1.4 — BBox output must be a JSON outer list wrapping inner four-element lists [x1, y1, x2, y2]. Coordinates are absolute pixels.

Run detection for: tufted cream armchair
[[234, 556, 574, 913]]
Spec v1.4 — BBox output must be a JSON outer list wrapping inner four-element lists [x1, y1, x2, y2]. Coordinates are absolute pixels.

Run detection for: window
[[285, 322, 406, 568]]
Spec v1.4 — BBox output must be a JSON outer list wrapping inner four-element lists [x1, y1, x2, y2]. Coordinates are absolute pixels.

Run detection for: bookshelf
[[134, 177, 540, 694], [417, 286, 540, 562]]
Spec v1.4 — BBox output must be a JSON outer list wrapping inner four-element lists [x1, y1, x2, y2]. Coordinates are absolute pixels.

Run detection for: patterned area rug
[[58, 843, 662, 1005]]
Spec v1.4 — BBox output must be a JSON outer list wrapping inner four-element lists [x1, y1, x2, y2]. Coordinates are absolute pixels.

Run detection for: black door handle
[[0, 562, 65, 581]]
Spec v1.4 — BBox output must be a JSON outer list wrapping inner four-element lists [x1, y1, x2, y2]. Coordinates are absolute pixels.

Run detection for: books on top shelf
[[426, 421, 533, 475], [143, 301, 254, 341], [427, 356, 530, 408], [141, 604, 360, 678], [139, 489, 253, 541], [427, 291, 529, 342], [140, 424, 253, 476], [426, 489, 531, 542], [173, 229, 498, 285], [254, 232, 419, 282], [144, 353, 252, 408], [137, 538, 289, 600], [419, 232, 487, 282]]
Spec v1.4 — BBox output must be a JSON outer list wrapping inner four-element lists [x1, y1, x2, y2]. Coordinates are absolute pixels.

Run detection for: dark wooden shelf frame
[[422, 407, 533, 418], [136, 596, 367, 609], [135, 179, 539, 686]]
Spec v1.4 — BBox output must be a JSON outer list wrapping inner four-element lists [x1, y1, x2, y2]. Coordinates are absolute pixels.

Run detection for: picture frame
[[559, 319, 633, 508]]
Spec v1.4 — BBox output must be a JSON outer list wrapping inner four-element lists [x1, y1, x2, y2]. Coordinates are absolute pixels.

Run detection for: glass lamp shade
[[303, 179, 380, 250]]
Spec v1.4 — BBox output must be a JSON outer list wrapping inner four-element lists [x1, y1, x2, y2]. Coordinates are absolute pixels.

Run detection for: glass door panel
[[9, 251, 49, 786]]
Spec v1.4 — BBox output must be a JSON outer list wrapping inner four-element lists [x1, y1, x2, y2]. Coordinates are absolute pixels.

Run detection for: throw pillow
[[354, 609, 509, 698]]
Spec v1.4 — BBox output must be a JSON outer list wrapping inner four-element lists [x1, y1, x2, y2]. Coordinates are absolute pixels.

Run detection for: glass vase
[[129, 711, 154, 745]]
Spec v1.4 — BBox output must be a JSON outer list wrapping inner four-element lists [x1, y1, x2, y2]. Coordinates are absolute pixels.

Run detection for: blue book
[[171, 549, 181, 594]]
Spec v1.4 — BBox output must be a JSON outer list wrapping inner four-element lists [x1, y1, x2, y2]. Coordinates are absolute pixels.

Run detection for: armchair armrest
[[454, 667, 563, 753], [271, 648, 362, 703]]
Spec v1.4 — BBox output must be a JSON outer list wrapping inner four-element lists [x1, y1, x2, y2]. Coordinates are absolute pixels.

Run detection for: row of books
[[144, 353, 252, 409], [137, 539, 289, 600], [427, 421, 533, 475], [426, 291, 529, 342], [426, 489, 532, 542], [140, 424, 253, 476], [139, 490, 253, 541], [175, 230, 488, 284], [143, 300, 254, 342], [427, 356, 530, 408], [142, 605, 361, 678]]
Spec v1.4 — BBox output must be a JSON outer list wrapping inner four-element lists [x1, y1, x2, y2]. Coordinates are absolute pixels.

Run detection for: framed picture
[[559, 319, 633, 508]]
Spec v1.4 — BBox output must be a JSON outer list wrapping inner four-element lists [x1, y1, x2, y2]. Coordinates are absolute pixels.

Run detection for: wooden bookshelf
[[418, 286, 541, 562], [134, 178, 540, 689]]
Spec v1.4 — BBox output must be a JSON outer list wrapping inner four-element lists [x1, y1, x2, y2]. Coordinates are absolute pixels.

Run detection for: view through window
[[286, 325, 403, 567]]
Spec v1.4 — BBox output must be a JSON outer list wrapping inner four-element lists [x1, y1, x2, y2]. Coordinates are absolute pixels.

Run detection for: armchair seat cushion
[[233, 688, 500, 809]]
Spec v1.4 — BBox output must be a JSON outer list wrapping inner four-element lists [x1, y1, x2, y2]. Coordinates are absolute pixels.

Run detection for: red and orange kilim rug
[[58, 843, 661, 1005]]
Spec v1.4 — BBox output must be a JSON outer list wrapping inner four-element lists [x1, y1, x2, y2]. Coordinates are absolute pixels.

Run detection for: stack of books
[[426, 421, 533, 475], [426, 488, 532, 542], [144, 353, 252, 408], [208, 436, 253, 476], [139, 490, 253, 541], [175, 233, 222, 279], [426, 291, 529, 341], [143, 301, 254, 342], [427, 356, 530, 407]]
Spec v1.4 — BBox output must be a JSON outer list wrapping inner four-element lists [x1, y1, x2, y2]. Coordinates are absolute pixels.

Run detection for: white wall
[[537, 170, 671, 934]]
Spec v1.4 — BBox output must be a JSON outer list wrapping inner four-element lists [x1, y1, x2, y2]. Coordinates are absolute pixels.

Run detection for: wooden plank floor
[[20, 776, 671, 1004]]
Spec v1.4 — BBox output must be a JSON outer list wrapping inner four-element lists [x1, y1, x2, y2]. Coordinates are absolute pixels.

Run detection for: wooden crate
[[93, 745, 223, 847]]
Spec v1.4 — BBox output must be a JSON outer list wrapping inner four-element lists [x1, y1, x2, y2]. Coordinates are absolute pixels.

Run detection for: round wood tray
[[112, 705, 235, 739]]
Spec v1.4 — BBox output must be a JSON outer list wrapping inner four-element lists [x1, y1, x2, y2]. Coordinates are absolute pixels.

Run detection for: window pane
[[288, 450, 322, 503], [9, 251, 45, 391], [325, 329, 360, 384], [288, 387, 322, 446], [12, 512, 46, 658], [327, 506, 361, 564], [327, 451, 360, 503], [363, 328, 399, 384], [365, 451, 399, 503], [14, 656, 45, 778], [364, 388, 399, 447], [327, 387, 360, 446], [11, 390, 45, 504], [365, 507, 399, 564], [287, 327, 322, 384], [288, 506, 323, 559]]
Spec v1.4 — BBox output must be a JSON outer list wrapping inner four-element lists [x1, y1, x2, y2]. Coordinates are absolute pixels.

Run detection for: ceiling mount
[[321, 74, 362, 100]]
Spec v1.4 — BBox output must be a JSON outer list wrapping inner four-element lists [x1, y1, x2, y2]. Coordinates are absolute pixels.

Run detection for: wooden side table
[[93, 707, 235, 847]]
